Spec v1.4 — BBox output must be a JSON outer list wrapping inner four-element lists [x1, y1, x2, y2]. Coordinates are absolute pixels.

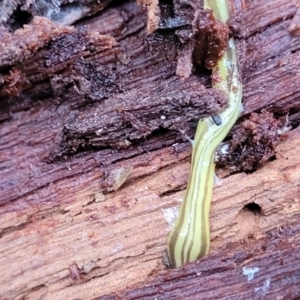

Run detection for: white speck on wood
[[243, 266, 260, 281]]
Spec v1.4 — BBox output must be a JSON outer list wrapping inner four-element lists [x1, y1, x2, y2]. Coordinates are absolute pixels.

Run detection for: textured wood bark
[[96, 125, 300, 299], [1, 0, 300, 299]]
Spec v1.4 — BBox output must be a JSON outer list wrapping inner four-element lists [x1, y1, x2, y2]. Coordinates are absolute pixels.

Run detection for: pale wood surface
[[2, 123, 300, 300]]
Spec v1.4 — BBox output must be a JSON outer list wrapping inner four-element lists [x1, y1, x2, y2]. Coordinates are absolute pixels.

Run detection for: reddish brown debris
[[0, 67, 30, 97], [194, 9, 230, 69], [216, 111, 282, 173], [0, 17, 73, 67]]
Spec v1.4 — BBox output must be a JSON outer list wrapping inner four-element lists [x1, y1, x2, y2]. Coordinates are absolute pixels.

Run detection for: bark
[[1, 0, 300, 299]]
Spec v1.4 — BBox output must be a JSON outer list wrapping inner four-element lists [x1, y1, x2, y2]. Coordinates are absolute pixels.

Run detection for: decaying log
[[1, 0, 300, 299], [62, 76, 227, 152]]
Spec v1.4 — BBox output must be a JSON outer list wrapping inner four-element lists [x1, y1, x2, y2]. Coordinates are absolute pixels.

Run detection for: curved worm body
[[167, 0, 242, 268]]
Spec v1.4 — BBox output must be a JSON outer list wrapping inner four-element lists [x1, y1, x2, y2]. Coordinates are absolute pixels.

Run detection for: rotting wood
[[62, 76, 227, 153], [2, 124, 300, 299], [1, 0, 300, 299], [100, 221, 300, 300]]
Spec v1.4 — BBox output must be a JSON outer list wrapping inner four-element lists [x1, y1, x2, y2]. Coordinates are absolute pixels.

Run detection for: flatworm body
[[167, 0, 243, 268]]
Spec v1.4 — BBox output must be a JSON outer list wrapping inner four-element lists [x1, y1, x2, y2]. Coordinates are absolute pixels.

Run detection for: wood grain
[[1, 0, 300, 299], [2, 123, 300, 299]]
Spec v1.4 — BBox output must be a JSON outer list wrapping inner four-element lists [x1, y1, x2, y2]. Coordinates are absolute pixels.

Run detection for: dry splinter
[[167, 0, 243, 268]]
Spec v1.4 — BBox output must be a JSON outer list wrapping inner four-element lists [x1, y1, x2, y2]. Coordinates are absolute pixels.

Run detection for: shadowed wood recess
[[1, 0, 300, 299]]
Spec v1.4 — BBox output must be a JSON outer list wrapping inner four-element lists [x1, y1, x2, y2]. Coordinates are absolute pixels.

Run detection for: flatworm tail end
[[166, 0, 242, 268]]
